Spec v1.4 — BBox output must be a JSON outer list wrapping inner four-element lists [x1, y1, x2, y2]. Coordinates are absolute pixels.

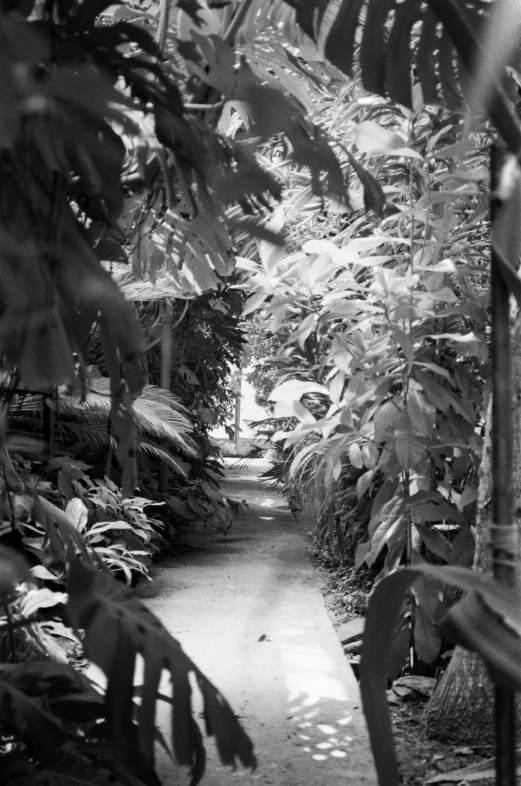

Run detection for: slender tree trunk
[[426, 316, 521, 743]]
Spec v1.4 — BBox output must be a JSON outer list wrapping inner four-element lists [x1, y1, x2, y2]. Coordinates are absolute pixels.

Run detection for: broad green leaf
[[302, 239, 339, 256], [426, 331, 479, 343], [368, 480, 400, 535], [450, 527, 476, 567], [427, 286, 457, 303], [349, 442, 364, 469], [387, 621, 410, 681], [344, 150, 386, 215], [289, 440, 322, 477], [0, 746, 150, 785], [374, 399, 402, 442], [413, 522, 452, 562], [407, 390, 436, 438], [66, 562, 256, 782], [31, 565, 62, 582], [459, 485, 478, 509], [354, 121, 404, 154], [346, 237, 389, 253], [0, 662, 103, 762], [413, 605, 442, 665], [466, 0, 521, 126], [394, 411, 425, 470], [268, 380, 329, 401], [362, 442, 379, 469], [34, 496, 91, 563], [306, 255, 338, 291], [392, 327, 415, 369], [355, 542, 371, 570], [415, 371, 450, 413], [20, 588, 68, 617], [356, 469, 374, 500], [364, 504, 403, 567], [65, 498, 89, 533], [328, 370, 345, 405], [273, 400, 315, 425], [258, 208, 286, 275], [373, 147, 424, 161], [360, 565, 521, 786], [410, 501, 463, 522], [242, 292, 269, 316]]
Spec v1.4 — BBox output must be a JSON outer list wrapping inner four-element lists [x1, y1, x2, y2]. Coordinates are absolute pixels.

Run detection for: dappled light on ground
[[278, 626, 358, 766]]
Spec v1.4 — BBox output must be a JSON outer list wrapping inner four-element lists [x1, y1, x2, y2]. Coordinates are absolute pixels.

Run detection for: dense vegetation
[[1, 0, 521, 785]]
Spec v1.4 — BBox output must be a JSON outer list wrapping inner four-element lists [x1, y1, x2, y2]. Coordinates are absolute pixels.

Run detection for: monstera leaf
[[0, 662, 104, 762], [66, 560, 256, 786], [360, 564, 521, 786], [279, 0, 521, 158], [0, 747, 150, 786]]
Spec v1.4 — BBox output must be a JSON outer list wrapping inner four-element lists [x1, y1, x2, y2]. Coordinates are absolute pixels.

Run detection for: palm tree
[[8, 376, 198, 480]]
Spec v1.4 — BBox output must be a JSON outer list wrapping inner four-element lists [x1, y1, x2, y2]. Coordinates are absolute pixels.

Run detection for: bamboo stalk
[[490, 143, 517, 786]]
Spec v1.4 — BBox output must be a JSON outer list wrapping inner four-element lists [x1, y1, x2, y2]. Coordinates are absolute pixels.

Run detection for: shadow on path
[[137, 459, 377, 785]]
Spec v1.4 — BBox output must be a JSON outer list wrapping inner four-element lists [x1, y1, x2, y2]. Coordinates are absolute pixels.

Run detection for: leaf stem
[[4, 604, 17, 663], [223, 0, 257, 45]]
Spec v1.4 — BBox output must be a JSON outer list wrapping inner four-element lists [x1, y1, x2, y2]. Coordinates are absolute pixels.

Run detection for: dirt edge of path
[[309, 549, 494, 786]]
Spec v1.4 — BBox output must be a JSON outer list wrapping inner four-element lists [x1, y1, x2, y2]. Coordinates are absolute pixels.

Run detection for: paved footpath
[[138, 460, 377, 786]]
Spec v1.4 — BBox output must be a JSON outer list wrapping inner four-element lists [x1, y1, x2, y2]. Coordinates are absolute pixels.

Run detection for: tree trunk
[[426, 394, 495, 743], [426, 648, 494, 743], [426, 315, 521, 743]]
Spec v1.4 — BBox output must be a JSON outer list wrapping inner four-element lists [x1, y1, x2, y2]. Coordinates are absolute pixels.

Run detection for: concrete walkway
[[138, 460, 377, 786]]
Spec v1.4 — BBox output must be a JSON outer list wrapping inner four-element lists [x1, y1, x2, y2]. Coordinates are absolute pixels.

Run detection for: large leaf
[[66, 561, 256, 785], [284, 0, 521, 159], [0, 746, 150, 786], [360, 564, 521, 786], [0, 662, 104, 763], [56, 381, 198, 458], [268, 379, 329, 401]]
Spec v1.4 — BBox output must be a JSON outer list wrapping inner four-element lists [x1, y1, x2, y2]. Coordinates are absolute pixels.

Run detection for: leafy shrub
[[2, 458, 166, 586], [243, 73, 489, 674]]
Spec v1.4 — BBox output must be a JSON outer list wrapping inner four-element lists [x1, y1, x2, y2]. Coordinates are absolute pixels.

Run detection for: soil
[[313, 553, 494, 785]]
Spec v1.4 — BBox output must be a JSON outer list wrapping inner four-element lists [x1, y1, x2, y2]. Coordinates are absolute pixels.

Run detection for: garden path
[[137, 459, 377, 786]]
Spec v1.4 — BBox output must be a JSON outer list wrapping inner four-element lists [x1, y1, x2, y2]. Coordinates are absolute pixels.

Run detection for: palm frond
[[137, 439, 191, 477], [56, 423, 116, 452], [58, 381, 198, 458]]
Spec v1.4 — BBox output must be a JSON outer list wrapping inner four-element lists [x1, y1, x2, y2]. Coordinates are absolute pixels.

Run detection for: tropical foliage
[[0, 548, 256, 786], [1, 0, 521, 785]]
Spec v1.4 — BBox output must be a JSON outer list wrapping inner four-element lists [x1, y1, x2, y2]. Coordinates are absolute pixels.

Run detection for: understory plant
[[1, 456, 166, 586], [0, 546, 255, 786], [243, 76, 490, 674]]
